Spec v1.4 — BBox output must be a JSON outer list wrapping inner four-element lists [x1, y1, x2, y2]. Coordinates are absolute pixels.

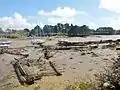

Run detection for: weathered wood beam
[[49, 61, 62, 76]]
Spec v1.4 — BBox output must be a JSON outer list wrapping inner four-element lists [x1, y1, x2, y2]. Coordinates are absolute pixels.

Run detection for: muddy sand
[[0, 37, 119, 90]]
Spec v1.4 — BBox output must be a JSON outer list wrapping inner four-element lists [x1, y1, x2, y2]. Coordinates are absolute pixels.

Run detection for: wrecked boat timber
[[11, 61, 34, 85], [58, 39, 120, 47], [55, 46, 88, 50], [11, 56, 62, 85], [0, 47, 29, 57]]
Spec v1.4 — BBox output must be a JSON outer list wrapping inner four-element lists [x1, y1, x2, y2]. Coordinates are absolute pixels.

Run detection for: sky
[[0, 0, 120, 30]]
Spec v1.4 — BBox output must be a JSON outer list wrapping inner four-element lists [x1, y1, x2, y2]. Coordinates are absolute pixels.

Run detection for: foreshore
[[0, 35, 120, 90]]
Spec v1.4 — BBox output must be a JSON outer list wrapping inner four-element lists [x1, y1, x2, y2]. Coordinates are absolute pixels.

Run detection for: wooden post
[[49, 61, 62, 76]]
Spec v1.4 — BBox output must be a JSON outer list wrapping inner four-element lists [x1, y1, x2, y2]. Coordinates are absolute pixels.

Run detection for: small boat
[[0, 41, 12, 48]]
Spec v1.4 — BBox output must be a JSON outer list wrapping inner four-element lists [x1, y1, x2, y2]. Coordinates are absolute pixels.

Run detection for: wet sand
[[0, 36, 119, 90]]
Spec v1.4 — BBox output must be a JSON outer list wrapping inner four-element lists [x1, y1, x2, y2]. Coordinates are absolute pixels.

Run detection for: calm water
[[62, 35, 120, 42]]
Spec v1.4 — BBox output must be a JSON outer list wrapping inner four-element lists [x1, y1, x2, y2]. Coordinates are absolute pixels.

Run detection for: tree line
[[0, 23, 119, 38]]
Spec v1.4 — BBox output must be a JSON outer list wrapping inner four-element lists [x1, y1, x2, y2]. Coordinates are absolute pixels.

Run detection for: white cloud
[[107, 17, 120, 29], [0, 12, 37, 30], [99, 0, 120, 13], [99, 0, 120, 29], [38, 7, 77, 18], [0, 7, 96, 30], [38, 7, 81, 24], [38, 7, 93, 27], [99, 16, 120, 29]]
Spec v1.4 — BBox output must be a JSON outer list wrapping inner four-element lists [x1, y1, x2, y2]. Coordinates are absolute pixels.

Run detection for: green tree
[[30, 25, 43, 37], [24, 28, 30, 37], [0, 28, 4, 33]]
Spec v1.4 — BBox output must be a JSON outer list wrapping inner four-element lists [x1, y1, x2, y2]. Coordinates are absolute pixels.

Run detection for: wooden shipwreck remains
[[58, 40, 84, 46], [56, 38, 120, 50], [11, 49, 62, 85], [55, 46, 88, 50], [58, 39, 120, 47], [11, 60, 34, 85], [43, 48, 62, 76], [0, 48, 29, 57]]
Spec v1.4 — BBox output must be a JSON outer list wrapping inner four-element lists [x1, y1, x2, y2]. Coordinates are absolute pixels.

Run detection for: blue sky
[[0, 0, 120, 30], [0, 0, 98, 16]]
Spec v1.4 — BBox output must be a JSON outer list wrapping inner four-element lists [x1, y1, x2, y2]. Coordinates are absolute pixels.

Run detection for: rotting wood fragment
[[49, 61, 62, 76]]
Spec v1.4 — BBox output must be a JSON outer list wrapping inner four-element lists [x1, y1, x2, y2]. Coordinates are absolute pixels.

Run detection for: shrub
[[7, 34, 19, 38], [95, 56, 120, 90]]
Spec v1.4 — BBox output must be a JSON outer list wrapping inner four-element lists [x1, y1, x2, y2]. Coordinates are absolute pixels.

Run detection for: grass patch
[[64, 82, 90, 90]]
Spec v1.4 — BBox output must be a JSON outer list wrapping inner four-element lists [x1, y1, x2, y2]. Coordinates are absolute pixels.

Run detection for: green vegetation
[[0, 23, 118, 38], [65, 82, 90, 90], [95, 56, 120, 90]]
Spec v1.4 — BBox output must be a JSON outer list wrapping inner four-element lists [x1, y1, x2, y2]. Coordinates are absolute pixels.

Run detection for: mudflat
[[0, 36, 119, 90]]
